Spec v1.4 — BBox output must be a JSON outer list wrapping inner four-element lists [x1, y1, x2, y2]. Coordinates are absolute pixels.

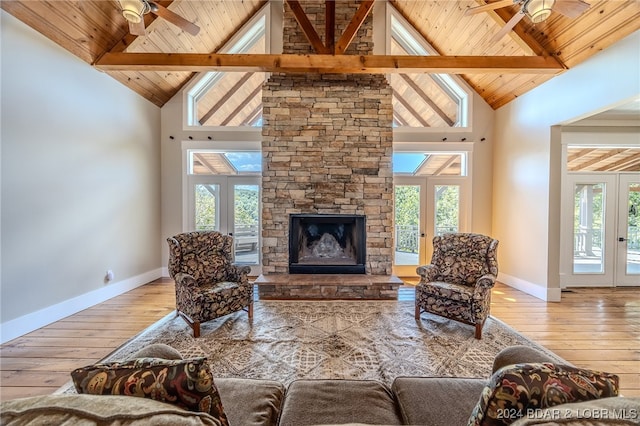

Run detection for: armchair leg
[[177, 311, 201, 338], [415, 302, 421, 320], [475, 322, 483, 339], [248, 300, 254, 320]]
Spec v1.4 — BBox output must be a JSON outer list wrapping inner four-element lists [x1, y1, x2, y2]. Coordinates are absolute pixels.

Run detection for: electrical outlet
[[105, 270, 114, 282]]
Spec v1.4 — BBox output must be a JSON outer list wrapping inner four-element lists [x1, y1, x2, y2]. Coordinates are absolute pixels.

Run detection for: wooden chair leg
[[192, 321, 201, 338], [248, 300, 254, 320], [475, 322, 483, 339], [415, 302, 421, 320]]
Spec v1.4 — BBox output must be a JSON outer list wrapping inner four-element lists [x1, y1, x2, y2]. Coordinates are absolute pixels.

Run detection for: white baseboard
[[0, 268, 163, 344], [498, 272, 562, 302]]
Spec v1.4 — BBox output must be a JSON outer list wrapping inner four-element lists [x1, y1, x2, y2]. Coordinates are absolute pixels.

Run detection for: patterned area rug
[[60, 300, 563, 392]]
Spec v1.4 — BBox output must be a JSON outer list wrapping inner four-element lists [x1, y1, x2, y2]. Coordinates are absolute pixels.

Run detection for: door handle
[[618, 237, 627, 242]]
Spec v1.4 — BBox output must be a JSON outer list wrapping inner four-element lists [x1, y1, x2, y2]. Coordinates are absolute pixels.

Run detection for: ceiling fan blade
[[489, 11, 525, 43], [464, 0, 516, 16], [149, 2, 200, 36], [553, 0, 590, 18], [128, 19, 146, 36]]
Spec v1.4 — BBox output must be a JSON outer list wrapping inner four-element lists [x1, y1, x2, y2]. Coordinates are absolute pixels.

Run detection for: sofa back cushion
[[0, 394, 221, 426]]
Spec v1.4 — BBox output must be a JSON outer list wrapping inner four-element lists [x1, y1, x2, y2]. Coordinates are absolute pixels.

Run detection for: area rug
[[59, 300, 564, 393]]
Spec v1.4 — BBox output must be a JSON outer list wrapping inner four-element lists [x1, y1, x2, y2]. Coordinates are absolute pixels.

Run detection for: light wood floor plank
[[0, 279, 638, 402]]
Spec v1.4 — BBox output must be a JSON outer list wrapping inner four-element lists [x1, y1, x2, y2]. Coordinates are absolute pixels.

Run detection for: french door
[[187, 176, 261, 272], [393, 176, 469, 276], [560, 173, 639, 287]]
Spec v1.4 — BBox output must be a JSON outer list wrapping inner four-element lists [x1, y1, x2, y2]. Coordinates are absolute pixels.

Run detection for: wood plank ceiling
[[2, 0, 639, 111]]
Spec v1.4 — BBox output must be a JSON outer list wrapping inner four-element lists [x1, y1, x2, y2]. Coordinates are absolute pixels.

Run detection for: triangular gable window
[[185, 6, 267, 127], [389, 8, 470, 128]]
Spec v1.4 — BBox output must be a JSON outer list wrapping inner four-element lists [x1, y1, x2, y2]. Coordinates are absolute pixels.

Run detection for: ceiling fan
[[118, 0, 200, 36], [465, 0, 590, 43]]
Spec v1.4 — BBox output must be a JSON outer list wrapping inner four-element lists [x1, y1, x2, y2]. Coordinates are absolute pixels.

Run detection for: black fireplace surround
[[289, 214, 366, 274]]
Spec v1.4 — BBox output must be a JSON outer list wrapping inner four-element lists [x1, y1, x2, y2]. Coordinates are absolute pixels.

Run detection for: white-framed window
[[184, 4, 270, 128]]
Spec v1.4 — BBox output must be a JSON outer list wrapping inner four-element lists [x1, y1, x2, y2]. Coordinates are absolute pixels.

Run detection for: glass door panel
[[434, 185, 460, 236], [617, 176, 640, 286], [194, 183, 220, 231], [232, 183, 260, 265], [394, 185, 421, 266], [561, 174, 616, 287], [572, 183, 605, 274], [393, 178, 427, 276]]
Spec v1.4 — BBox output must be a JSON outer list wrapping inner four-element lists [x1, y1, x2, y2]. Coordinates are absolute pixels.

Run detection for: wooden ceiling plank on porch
[[399, 74, 455, 126], [200, 72, 255, 125], [220, 84, 263, 126], [95, 53, 565, 74], [432, 155, 458, 176], [567, 147, 597, 162], [392, 89, 430, 127], [578, 149, 629, 170], [596, 151, 640, 172], [286, 0, 330, 54], [244, 104, 264, 127], [334, 0, 375, 55]]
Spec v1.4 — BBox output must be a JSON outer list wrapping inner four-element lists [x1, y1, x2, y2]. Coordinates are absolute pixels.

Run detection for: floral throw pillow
[[468, 362, 619, 426], [71, 357, 228, 426]]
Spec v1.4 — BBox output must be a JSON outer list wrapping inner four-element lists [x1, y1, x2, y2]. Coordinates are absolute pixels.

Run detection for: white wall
[[1, 11, 163, 342], [493, 30, 640, 301]]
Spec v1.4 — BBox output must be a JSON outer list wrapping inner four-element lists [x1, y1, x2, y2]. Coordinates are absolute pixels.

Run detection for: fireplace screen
[[289, 214, 366, 274]]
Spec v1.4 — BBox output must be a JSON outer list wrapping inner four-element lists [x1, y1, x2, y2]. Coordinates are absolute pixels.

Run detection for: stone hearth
[[255, 274, 403, 300]]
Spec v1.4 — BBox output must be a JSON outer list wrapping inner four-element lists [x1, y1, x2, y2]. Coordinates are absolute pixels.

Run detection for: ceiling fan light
[[119, 0, 145, 24], [525, 0, 556, 23]]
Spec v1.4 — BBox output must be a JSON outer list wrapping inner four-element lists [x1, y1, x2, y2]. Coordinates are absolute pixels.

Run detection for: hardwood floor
[[1, 279, 638, 401]]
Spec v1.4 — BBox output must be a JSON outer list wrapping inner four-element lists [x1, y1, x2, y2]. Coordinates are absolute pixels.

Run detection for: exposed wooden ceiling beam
[[286, 0, 330, 54], [393, 114, 409, 127], [95, 53, 564, 74], [488, 3, 567, 69], [399, 74, 454, 126], [567, 147, 597, 162], [326, 1, 335, 52], [200, 72, 255, 125], [220, 84, 263, 126], [433, 155, 459, 176], [393, 89, 430, 127], [244, 104, 264, 127], [597, 152, 640, 172], [575, 149, 629, 170], [335, 0, 375, 55], [103, 0, 175, 55]]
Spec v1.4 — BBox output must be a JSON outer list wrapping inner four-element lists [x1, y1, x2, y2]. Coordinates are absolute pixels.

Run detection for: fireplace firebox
[[289, 214, 366, 274]]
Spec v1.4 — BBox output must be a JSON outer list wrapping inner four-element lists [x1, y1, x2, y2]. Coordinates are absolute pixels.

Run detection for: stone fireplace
[[289, 214, 366, 274], [261, 1, 394, 276]]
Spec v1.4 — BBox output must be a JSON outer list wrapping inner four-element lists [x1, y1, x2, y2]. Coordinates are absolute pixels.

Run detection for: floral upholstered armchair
[[415, 233, 499, 339], [167, 231, 253, 337]]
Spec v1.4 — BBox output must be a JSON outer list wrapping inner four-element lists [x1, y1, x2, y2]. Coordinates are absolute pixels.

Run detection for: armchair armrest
[[416, 264, 438, 282], [174, 272, 199, 288], [475, 273, 496, 290], [472, 274, 496, 301], [223, 264, 251, 283]]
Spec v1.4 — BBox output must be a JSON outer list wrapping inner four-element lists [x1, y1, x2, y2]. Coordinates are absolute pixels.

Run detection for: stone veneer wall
[[261, 1, 394, 275]]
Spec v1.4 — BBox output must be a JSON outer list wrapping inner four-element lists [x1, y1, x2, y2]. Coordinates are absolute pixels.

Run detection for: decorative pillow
[[467, 363, 619, 426], [71, 357, 228, 426]]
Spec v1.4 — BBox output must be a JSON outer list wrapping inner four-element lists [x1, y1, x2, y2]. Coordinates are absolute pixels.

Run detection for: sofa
[[1, 345, 638, 426]]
